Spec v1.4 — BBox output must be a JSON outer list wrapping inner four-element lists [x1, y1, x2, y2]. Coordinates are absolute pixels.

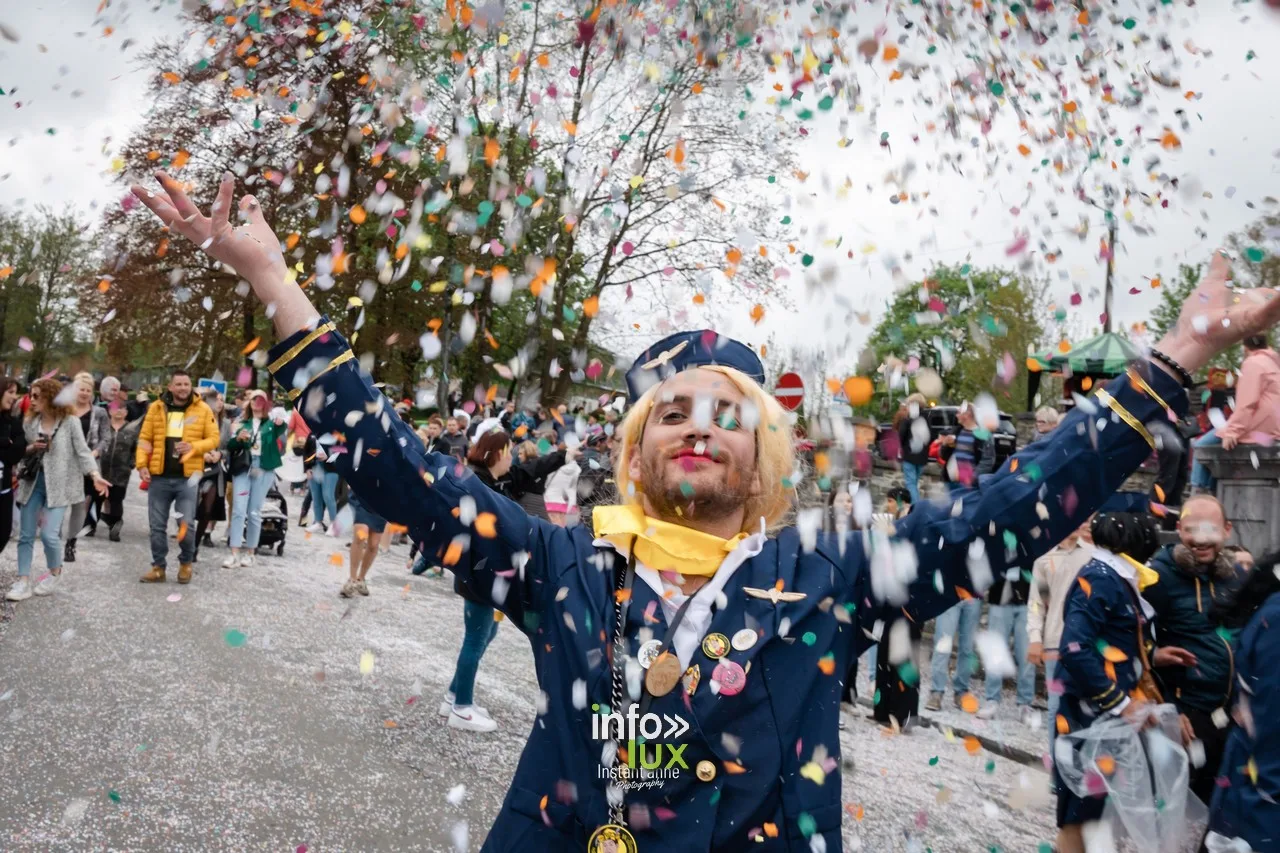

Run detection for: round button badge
[[712, 660, 747, 696], [637, 639, 662, 669], [701, 632, 730, 660], [731, 628, 758, 651]]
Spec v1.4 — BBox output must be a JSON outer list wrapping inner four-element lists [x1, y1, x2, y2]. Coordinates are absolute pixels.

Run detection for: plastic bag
[[1054, 703, 1207, 851]]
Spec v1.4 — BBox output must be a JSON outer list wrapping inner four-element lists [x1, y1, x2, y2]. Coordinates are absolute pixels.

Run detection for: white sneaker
[[306, 522, 326, 534], [976, 703, 999, 720], [325, 526, 338, 538], [239, 553, 255, 568], [221, 554, 239, 569], [6, 578, 33, 601], [438, 693, 490, 719], [33, 573, 60, 596], [447, 706, 497, 732]]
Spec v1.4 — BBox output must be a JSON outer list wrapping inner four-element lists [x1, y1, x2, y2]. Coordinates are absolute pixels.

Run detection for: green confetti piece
[[108, 790, 121, 803], [1039, 844, 1054, 853], [801, 254, 814, 267], [801, 631, 817, 646], [872, 689, 881, 705], [926, 44, 937, 55], [477, 200, 495, 226], [410, 280, 422, 292], [537, 438, 553, 455], [767, 175, 776, 184], [1002, 530, 1018, 551], [515, 194, 533, 208], [898, 661, 919, 687], [985, 759, 996, 774], [781, 215, 791, 225], [1122, 17, 1136, 30], [988, 80, 1004, 96], [224, 629, 247, 647], [679, 481, 695, 498], [928, 756, 939, 766], [710, 790, 721, 805], [817, 95, 834, 111], [796, 109, 814, 120], [797, 812, 816, 838], [1246, 247, 1267, 263], [960, 264, 971, 276]]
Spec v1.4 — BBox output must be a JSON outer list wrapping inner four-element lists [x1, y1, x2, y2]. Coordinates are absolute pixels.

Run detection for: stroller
[[255, 483, 289, 556]]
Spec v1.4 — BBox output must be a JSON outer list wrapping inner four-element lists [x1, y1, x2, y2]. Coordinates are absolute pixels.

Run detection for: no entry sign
[[774, 372, 805, 411]]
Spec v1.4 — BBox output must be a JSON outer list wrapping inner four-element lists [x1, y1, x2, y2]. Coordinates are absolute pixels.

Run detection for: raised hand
[[130, 172, 318, 337], [1156, 251, 1280, 375]]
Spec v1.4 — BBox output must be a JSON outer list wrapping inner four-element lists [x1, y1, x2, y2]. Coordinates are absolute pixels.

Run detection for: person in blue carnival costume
[[1205, 553, 1280, 853], [132, 171, 1280, 852]]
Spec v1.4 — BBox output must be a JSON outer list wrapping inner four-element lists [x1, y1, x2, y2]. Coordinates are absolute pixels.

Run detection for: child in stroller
[[255, 484, 289, 556]]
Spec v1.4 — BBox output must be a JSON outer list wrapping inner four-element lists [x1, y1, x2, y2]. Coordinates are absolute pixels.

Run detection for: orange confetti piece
[[763, 823, 779, 838], [349, 204, 367, 224], [1017, 144, 1031, 156], [1150, 276, 1161, 289], [563, 120, 577, 136], [539, 794, 548, 811], [1096, 755, 1116, 775], [329, 553, 345, 566], [156, 238, 168, 258], [960, 694, 979, 714], [843, 376, 873, 406], [0, 267, 11, 280], [1078, 577, 1092, 597], [582, 296, 599, 318], [1100, 645, 1131, 666], [749, 303, 765, 324], [1077, 9, 1089, 24], [845, 803, 865, 822], [177, 522, 188, 540], [443, 541, 463, 566], [536, 53, 549, 67], [242, 337, 261, 355], [614, 588, 632, 604], [162, 72, 181, 84], [172, 150, 190, 169], [817, 655, 836, 676], [723, 761, 747, 775], [963, 736, 981, 755], [1063, 101, 1077, 113], [726, 247, 743, 265], [474, 512, 497, 538], [882, 45, 899, 61], [384, 719, 399, 728], [1058, 339, 1071, 354], [1160, 130, 1182, 150], [1056, 714, 1070, 735], [484, 137, 500, 166], [97, 278, 111, 293]]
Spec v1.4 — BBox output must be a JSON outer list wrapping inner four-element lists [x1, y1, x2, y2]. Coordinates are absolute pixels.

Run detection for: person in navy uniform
[[1052, 512, 1166, 851], [1206, 553, 1280, 853], [131, 172, 1279, 852]]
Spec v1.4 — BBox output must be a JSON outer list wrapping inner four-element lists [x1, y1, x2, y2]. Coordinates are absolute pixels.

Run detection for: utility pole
[[1102, 215, 1117, 334], [437, 301, 452, 413]]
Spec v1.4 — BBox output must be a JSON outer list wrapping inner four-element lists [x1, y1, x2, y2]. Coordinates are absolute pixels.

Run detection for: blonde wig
[[614, 365, 797, 533]]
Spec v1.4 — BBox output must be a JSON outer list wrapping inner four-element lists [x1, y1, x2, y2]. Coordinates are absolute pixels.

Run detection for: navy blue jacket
[[1144, 544, 1245, 713], [1209, 592, 1280, 851], [268, 319, 1187, 852], [1057, 558, 1153, 718]]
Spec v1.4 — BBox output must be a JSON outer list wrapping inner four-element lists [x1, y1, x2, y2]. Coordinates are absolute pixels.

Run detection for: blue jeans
[[929, 598, 981, 695], [18, 472, 67, 577], [148, 476, 197, 567], [985, 604, 1035, 705], [1190, 430, 1221, 490], [1045, 657, 1060, 751], [229, 463, 276, 549], [449, 599, 499, 706], [902, 461, 923, 504], [308, 464, 339, 526]]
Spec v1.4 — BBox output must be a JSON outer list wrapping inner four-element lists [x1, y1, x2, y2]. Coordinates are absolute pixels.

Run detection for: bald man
[[1143, 494, 1247, 806]]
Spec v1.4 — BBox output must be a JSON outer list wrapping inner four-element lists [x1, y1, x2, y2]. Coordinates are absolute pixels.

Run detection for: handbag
[[16, 422, 59, 482], [226, 420, 257, 477]]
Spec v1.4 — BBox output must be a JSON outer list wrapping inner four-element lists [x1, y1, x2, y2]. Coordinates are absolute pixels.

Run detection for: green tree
[[0, 207, 98, 380], [860, 264, 1046, 415]]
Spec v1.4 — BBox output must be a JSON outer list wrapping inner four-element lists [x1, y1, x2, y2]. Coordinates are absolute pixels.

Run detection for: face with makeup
[[627, 368, 761, 533]]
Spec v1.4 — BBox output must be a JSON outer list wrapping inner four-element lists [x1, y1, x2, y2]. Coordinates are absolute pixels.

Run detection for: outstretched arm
[[268, 320, 571, 631]]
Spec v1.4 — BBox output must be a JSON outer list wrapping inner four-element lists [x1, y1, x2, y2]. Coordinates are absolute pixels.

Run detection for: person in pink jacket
[[1192, 334, 1280, 490]]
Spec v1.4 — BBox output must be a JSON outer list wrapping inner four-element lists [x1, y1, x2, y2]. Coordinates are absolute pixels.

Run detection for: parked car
[[876, 405, 1018, 470]]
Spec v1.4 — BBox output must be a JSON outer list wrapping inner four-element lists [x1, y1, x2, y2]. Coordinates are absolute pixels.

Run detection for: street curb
[[851, 697, 1044, 768]]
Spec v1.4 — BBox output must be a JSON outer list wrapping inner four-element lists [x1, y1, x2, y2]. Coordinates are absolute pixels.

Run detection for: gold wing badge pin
[[743, 586, 807, 605]]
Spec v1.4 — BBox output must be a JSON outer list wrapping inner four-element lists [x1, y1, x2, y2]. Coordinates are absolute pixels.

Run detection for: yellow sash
[[592, 504, 747, 577]]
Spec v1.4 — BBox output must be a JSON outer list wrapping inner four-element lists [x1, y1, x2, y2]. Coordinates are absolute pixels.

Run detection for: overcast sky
[[3, 1, 1279, 391]]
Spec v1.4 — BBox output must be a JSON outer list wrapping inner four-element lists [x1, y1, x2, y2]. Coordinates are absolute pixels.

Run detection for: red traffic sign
[[774, 372, 805, 411]]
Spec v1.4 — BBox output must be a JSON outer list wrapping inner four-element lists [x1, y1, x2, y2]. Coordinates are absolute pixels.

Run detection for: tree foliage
[[0, 207, 99, 380], [860, 264, 1046, 415], [98, 0, 795, 406]]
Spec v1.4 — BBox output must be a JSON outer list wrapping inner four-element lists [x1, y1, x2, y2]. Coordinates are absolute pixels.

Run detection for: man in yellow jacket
[[135, 369, 219, 584]]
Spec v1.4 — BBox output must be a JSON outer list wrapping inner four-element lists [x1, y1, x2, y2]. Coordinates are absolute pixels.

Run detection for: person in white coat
[[542, 454, 581, 526]]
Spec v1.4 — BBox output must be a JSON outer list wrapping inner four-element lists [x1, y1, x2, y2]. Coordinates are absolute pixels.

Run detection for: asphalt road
[[0, 480, 1064, 851]]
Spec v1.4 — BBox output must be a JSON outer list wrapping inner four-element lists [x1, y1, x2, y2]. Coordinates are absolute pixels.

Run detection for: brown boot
[[140, 566, 166, 583], [177, 564, 193, 584]]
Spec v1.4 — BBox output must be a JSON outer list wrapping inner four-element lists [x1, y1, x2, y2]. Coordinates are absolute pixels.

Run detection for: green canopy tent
[[1026, 332, 1142, 408]]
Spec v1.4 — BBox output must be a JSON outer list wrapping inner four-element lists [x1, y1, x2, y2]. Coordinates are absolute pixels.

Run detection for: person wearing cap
[[134, 174, 1269, 853], [222, 389, 287, 569]]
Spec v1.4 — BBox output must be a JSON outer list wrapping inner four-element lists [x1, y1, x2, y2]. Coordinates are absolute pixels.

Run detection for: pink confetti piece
[[166, 593, 182, 603], [654, 806, 677, 821]]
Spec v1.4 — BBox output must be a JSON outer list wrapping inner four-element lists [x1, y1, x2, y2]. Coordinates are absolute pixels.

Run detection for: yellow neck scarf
[[1121, 552, 1161, 591], [592, 504, 748, 577]]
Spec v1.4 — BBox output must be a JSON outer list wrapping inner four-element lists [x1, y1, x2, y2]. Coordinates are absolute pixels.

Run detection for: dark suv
[[876, 406, 1018, 470]]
